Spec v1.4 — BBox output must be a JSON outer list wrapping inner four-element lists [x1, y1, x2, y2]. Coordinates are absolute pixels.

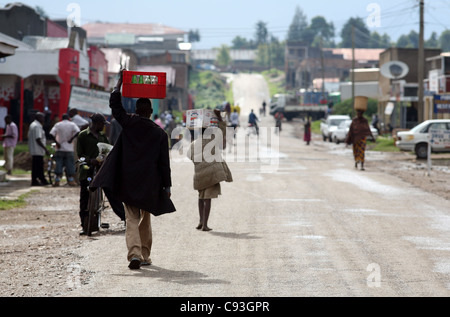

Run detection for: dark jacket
[[91, 91, 176, 216]]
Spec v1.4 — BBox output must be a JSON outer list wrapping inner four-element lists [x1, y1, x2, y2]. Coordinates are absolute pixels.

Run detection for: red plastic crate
[[122, 71, 167, 99]]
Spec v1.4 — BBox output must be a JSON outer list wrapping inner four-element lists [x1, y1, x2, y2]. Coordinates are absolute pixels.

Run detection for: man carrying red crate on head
[[90, 69, 176, 270]]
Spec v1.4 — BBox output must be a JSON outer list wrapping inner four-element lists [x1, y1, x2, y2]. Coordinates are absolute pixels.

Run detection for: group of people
[[16, 70, 232, 271], [90, 70, 232, 269]]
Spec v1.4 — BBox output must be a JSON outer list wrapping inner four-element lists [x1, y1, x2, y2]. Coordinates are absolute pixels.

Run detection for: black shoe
[[128, 258, 141, 270]]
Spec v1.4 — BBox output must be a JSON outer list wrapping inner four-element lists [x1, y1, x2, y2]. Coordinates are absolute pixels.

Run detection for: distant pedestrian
[[304, 117, 312, 146], [230, 109, 240, 139], [154, 114, 165, 129], [372, 114, 380, 135], [188, 110, 233, 232], [2, 115, 18, 175], [49, 114, 80, 187], [225, 102, 232, 122], [28, 112, 50, 186], [346, 110, 374, 171], [275, 111, 284, 133], [248, 109, 260, 136], [262, 101, 267, 116]]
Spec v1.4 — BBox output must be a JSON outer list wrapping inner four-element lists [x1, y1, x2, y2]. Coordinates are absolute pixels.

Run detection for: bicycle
[[47, 143, 57, 186], [79, 157, 110, 236]]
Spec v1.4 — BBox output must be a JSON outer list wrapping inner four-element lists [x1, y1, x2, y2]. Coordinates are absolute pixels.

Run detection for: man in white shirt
[[2, 115, 18, 175], [50, 114, 80, 187], [28, 112, 49, 186], [69, 108, 89, 130]]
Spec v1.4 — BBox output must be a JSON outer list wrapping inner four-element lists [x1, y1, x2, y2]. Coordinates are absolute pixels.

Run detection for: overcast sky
[[2, 0, 449, 49]]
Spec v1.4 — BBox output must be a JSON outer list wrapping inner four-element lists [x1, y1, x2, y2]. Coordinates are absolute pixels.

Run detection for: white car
[[396, 119, 450, 159], [320, 115, 351, 142], [331, 120, 379, 144]]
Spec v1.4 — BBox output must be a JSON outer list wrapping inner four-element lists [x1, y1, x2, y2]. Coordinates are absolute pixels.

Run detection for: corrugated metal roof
[[0, 32, 33, 51], [327, 48, 384, 62], [22, 36, 69, 50], [82, 23, 186, 38], [192, 49, 257, 61]]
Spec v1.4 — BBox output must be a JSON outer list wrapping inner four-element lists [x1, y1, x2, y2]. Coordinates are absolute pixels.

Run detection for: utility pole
[[418, 0, 425, 122], [352, 25, 356, 110], [320, 36, 325, 100]]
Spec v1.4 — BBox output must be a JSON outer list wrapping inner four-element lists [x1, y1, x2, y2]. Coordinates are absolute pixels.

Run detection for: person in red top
[[346, 110, 374, 171]]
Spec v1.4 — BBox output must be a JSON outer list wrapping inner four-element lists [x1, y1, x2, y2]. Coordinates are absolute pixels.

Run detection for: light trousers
[[124, 204, 152, 262], [4, 147, 14, 172]]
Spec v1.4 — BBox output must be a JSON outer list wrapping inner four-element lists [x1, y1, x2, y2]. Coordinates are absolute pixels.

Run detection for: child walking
[[188, 110, 233, 232]]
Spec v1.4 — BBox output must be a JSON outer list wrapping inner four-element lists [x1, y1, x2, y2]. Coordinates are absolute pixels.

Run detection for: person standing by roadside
[[154, 114, 165, 129], [91, 70, 176, 270], [49, 114, 80, 187], [346, 110, 374, 171], [77, 113, 126, 236], [304, 117, 312, 146], [28, 112, 50, 186], [2, 115, 18, 176]]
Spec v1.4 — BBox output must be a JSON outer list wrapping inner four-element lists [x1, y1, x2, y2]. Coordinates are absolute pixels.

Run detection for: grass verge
[[0, 190, 37, 211]]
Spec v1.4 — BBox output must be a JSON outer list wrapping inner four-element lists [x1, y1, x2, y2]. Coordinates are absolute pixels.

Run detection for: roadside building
[[191, 49, 258, 72], [0, 3, 113, 140], [285, 42, 383, 93], [424, 53, 450, 121], [378, 47, 441, 131], [82, 22, 191, 113]]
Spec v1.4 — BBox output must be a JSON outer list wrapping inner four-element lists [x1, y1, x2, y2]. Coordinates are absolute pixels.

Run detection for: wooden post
[[19, 77, 24, 142], [418, 0, 425, 122]]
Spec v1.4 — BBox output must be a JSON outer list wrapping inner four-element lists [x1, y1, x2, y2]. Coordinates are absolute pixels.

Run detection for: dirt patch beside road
[[0, 186, 125, 297]]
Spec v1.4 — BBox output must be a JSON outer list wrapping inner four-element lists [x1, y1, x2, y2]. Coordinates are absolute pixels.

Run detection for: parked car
[[396, 119, 450, 159], [320, 115, 351, 142], [331, 120, 379, 144]]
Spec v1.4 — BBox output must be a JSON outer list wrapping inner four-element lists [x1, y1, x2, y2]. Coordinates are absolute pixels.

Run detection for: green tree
[[35, 6, 48, 18], [255, 21, 269, 46], [287, 6, 309, 42], [216, 45, 231, 68], [188, 29, 201, 43], [396, 31, 419, 48], [256, 35, 285, 68], [340, 17, 371, 48], [425, 32, 439, 48], [231, 36, 255, 49], [309, 16, 335, 47], [439, 30, 450, 52]]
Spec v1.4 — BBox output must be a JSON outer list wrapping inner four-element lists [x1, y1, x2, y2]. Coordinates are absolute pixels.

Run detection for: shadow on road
[[209, 231, 261, 240], [114, 266, 231, 286]]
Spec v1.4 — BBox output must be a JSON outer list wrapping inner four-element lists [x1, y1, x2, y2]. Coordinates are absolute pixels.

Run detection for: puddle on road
[[325, 169, 408, 196]]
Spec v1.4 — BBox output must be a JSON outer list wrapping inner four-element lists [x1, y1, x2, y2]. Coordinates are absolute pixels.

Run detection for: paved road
[[69, 74, 450, 297]]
